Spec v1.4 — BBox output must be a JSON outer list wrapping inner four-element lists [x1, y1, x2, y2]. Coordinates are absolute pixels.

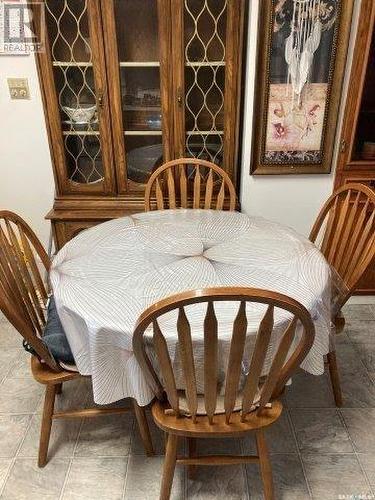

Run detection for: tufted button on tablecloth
[[50, 209, 333, 406]]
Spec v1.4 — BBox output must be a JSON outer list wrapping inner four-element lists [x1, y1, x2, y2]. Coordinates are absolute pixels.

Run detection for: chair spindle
[[204, 301, 218, 424], [177, 307, 197, 421]]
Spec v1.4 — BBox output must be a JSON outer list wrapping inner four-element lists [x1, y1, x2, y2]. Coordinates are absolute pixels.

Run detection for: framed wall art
[[251, 0, 354, 175]]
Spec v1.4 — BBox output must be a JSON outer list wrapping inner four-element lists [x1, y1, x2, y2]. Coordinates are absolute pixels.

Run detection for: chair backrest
[[0, 211, 60, 371], [309, 183, 375, 306], [133, 287, 315, 424], [144, 158, 237, 212]]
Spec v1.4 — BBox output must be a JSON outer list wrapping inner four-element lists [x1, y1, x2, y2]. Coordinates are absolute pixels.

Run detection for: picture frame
[[251, 0, 355, 175]]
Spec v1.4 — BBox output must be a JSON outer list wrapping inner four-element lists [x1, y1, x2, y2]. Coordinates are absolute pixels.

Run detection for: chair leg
[[327, 351, 343, 407], [132, 400, 154, 456], [187, 437, 197, 479], [164, 431, 168, 451], [38, 384, 56, 468], [56, 383, 62, 395], [160, 433, 178, 500], [256, 429, 274, 500]]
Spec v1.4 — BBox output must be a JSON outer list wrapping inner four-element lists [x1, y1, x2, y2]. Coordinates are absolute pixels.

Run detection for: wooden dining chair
[[144, 158, 237, 211], [133, 287, 315, 500], [0, 210, 154, 467], [309, 183, 375, 406]]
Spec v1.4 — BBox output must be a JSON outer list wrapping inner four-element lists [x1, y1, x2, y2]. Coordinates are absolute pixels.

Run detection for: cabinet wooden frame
[[251, 0, 355, 175], [32, 0, 247, 249], [335, 0, 375, 182], [101, 0, 174, 195], [171, 0, 245, 183], [31, 0, 116, 195], [334, 0, 375, 294]]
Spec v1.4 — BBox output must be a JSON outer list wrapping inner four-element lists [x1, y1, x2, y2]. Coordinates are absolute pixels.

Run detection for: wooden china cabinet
[[334, 0, 375, 294], [32, 0, 246, 249]]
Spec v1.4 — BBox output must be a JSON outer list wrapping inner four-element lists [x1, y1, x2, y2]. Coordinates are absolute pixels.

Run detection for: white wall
[[0, 0, 361, 246], [240, 0, 361, 236], [0, 54, 54, 246]]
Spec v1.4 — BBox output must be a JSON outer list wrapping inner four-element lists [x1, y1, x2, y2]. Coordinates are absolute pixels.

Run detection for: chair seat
[[42, 297, 75, 364], [31, 355, 81, 385], [151, 399, 283, 438]]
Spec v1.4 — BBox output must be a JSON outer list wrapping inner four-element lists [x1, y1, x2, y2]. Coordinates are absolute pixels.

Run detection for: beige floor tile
[[62, 457, 127, 500], [1, 457, 70, 500], [35, 378, 90, 415], [75, 413, 133, 457], [6, 350, 32, 378], [302, 454, 371, 500], [124, 455, 184, 500], [284, 371, 335, 408], [188, 464, 247, 499], [340, 370, 375, 408], [195, 436, 242, 455], [0, 414, 31, 458], [0, 459, 12, 492], [342, 305, 375, 321], [358, 453, 375, 489], [352, 342, 375, 374], [0, 377, 43, 413], [18, 413, 82, 459], [243, 411, 297, 454], [335, 344, 375, 407], [341, 409, 375, 452], [0, 348, 20, 383], [1, 307, 375, 499], [0, 321, 23, 348], [56, 378, 91, 410], [334, 332, 351, 345], [290, 409, 353, 453], [344, 320, 375, 344], [131, 413, 166, 456], [331, 343, 360, 376], [246, 453, 310, 500]]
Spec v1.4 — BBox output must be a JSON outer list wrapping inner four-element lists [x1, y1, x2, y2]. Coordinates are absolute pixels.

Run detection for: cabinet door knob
[[97, 93, 104, 108], [177, 89, 183, 106]]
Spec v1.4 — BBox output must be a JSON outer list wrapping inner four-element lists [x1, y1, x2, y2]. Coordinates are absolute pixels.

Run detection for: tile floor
[[0, 304, 374, 499]]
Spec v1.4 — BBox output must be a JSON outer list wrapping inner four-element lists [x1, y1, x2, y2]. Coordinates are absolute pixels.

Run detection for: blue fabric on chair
[[42, 296, 75, 364]]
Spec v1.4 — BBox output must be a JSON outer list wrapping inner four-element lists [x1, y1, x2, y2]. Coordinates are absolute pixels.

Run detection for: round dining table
[[50, 209, 333, 406]]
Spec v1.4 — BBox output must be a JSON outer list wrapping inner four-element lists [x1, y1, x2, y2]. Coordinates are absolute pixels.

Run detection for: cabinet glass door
[[351, 28, 375, 164], [106, 0, 168, 191], [171, 0, 243, 181], [43, 0, 114, 194], [183, 0, 227, 166]]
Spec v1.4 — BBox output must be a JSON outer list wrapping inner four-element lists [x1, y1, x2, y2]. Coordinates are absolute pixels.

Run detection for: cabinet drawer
[[53, 221, 102, 250], [335, 173, 375, 195]]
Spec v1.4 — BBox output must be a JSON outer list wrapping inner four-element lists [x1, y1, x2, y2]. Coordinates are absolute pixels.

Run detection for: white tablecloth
[[50, 209, 332, 406]]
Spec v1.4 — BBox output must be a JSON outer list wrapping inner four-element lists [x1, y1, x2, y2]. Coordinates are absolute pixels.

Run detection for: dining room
[[0, 0, 374, 499]]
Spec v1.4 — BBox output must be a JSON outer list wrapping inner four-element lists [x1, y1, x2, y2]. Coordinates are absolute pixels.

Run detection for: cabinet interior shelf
[[61, 130, 225, 137], [53, 61, 226, 68], [119, 62, 160, 67], [62, 131, 100, 136], [187, 130, 224, 135], [124, 130, 162, 135], [185, 61, 226, 67], [124, 106, 161, 111], [52, 61, 93, 67]]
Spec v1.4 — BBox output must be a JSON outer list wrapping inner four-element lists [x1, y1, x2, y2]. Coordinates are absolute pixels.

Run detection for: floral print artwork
[[265, 82, 327, 163], [262, 0, 339, 165]]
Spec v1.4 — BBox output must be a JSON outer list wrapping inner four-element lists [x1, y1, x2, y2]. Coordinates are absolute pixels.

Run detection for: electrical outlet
[[7, 78, 30, 99]]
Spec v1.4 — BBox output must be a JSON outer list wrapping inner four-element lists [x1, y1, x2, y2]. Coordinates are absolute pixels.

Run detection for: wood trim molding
[[251, 0, 355, 175], [335, 0, 375, 185], [100, 0, 128, 194]]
